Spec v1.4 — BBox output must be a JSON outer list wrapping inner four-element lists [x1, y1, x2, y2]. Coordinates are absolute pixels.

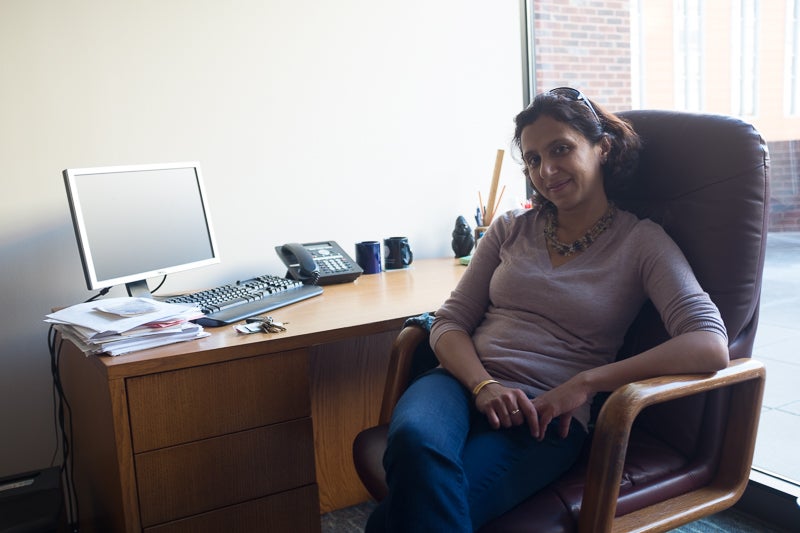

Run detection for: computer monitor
[[63, 162, 220, 298]]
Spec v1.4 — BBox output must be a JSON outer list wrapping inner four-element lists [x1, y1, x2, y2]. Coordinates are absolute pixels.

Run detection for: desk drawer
[[136, 418, 316, 527], [143, 484, 320, 533], [127, 349, 309, 452]]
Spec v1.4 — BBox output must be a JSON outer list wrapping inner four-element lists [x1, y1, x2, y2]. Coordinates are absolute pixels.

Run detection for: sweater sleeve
[[429, 211, 511, 349], [637, 223, 729, 343]]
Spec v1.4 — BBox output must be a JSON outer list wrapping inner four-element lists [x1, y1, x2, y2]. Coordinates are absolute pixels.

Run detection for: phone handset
[[279, 242, 321, 285]]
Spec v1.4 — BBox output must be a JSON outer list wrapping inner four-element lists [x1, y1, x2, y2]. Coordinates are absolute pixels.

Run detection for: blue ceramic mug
[[355, 241, 382, 274]]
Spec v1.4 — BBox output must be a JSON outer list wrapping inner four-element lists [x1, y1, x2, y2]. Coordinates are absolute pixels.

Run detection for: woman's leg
[[365, 369, 474, 533], [365, 369, 587, 532], [464, 416, 587, 530]]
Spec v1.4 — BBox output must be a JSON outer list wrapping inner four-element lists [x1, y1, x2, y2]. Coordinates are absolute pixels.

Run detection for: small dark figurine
[[451, 215, 474, 258]]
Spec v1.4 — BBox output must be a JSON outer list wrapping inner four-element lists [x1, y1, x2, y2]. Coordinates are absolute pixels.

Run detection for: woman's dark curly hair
[[512, 89, 642, 208]]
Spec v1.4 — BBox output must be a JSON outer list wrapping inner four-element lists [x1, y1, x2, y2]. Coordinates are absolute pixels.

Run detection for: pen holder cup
[[474, 226, 489, 246]]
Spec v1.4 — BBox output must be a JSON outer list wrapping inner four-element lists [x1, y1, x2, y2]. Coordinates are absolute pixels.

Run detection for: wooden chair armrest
[[578, 358, 766, 533], [378, 325, 430, 425]]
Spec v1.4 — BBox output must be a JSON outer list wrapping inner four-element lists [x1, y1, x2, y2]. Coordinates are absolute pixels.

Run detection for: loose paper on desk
[[46, 297, 200, 335], [45, 297, 209, 356], [58, 322, 207, 356]]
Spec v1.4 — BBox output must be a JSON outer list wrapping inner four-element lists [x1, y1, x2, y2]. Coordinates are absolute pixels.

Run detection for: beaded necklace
[[544, 203, 617, 257]]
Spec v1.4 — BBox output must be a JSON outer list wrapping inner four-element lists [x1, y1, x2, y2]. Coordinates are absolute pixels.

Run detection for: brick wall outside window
[[768, 140, 800, 232], [531, 0, 633, 111], [529, 0, 800, 231]]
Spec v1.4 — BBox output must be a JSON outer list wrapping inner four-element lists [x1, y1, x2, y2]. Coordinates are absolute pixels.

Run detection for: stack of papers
[[45, 297, 209, 356]]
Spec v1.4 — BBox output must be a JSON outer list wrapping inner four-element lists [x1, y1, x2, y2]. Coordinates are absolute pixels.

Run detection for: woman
[[365, 88, 729, 532]]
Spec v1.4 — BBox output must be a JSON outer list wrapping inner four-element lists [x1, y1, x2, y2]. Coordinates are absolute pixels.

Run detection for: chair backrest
[[611, 110, 769, 469]]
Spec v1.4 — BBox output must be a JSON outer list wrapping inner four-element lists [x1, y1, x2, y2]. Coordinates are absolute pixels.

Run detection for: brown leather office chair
[[353, 110, 769, 533]]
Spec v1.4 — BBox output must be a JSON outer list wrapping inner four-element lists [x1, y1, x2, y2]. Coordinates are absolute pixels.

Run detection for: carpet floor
[[321, 500, 791, 532]]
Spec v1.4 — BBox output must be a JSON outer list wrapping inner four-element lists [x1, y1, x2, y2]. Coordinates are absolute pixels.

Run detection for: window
[[733, 0, 759, 116], [522, 0, 800, 523], [787, 0, 800, 115], [675, 0, 704, 111]]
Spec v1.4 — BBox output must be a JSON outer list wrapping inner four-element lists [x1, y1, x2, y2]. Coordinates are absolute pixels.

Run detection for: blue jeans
[[365, 369, 587, 533]]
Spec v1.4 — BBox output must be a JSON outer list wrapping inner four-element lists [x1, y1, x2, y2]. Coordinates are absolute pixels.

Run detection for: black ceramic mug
[[384, 237, 413, 270]]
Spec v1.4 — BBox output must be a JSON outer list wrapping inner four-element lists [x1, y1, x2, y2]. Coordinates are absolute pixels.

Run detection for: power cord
[[83, 287, 110, 302], [47, 286, 111, 532], [149, 275, 167, 295], [46, 283, 164, 532], [48, 324, 79, 532]]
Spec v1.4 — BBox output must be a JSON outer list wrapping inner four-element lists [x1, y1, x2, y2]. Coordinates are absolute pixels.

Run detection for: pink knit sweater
[[430, 207, 728, 430]]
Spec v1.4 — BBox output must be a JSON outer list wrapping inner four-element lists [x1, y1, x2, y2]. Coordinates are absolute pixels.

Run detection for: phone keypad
[[319, 257, 350, 274]]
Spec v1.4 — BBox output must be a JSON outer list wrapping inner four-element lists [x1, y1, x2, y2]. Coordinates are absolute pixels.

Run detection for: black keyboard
[[164, 274, 323, 327]]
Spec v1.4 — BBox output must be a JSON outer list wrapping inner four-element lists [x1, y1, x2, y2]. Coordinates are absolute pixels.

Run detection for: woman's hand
[[474, 377, 590, 440], [474, 382, 539, 433], [530, 376, 591, 439], [473, 383, 555, 439]]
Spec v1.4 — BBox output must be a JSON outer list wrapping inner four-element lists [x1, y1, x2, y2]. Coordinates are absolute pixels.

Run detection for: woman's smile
[[546, 178, 572, 194]]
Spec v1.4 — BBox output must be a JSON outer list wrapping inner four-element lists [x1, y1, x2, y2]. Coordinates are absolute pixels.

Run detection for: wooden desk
[[58, 258, 464, 532]]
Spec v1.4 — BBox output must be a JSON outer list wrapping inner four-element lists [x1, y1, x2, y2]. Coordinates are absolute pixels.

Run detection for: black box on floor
[[0, 467, 62, 533]]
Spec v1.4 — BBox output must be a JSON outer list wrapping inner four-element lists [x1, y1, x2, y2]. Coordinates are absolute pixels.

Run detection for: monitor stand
[[125, 279, 153, 299]]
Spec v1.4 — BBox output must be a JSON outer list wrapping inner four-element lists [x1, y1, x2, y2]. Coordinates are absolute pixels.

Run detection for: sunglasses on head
[[546, 87, 601, 124]]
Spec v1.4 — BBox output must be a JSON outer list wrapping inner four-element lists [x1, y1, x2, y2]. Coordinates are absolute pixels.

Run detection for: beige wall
[[0, 0, 524, 476]]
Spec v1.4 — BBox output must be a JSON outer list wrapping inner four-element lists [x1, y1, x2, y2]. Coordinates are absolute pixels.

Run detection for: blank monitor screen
[[63, 162, 220, 295]]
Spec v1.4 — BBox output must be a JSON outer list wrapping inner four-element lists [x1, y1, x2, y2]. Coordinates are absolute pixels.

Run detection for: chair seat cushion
[[353, 425, 391, 501], [480, 427, 709, 532]]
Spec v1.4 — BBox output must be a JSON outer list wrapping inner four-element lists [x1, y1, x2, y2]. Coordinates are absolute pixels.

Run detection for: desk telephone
[[276, 241, 363, 285]]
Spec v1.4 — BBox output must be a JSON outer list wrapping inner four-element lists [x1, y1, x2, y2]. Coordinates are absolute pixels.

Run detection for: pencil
[[493, 185, 506, 218]]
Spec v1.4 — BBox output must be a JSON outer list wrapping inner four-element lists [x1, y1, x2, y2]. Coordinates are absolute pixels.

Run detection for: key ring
[[245, 315, 289, 333]]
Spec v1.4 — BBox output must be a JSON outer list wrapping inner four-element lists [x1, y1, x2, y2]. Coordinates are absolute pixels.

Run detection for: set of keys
[[234, 316, 289, 335]]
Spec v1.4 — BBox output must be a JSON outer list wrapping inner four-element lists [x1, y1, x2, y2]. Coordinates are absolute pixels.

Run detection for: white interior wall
[[0, 0, 523, 475]]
